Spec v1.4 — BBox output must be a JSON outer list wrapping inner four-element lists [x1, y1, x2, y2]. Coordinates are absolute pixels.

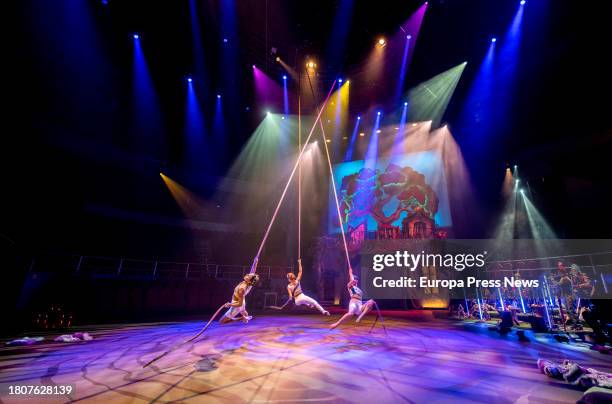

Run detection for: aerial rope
[[248, 80, 338, 275], [142, 302, 227, 368], [305, 71, 386, 333]]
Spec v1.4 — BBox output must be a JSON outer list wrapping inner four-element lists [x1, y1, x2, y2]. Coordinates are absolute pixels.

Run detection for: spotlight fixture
[[377, 37, 387, 47], [514, 165, 518, 168], [276, 56, 280, 62], [306, 61, 317, 69], [357, 116, 361, 120], [346, 80, 350, 84], [411, 123, 417, 127], [326, 139, 331, 143], [217, 94, 221, 99], [377, 111, 382, 116], [338, 78, 343, 83], [520, 0, 526, 4], [283, 75, 287, 80], [407, 35, 412, 40], [252, 64, 256, 68], [404, 101, 408, 106], [491, 37, 497, 43], [376, 129, 381, 133], [266, 111, 271, 116], [520, 189, 525, 193], [186, 77, 192, 83], [133, 34, 140, 40], [359, 132, 365, 137], [223, 38, 228, 43], [281, 116, 286, 120]]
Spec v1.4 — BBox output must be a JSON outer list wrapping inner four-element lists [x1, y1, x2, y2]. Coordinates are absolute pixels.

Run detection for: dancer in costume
[[287, 259, 330, 316], [220, 264, 260, 324], [329, 267, 376, 329]]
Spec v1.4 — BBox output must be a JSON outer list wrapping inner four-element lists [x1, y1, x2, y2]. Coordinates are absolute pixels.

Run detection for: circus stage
[[1, 315, 609, 403]]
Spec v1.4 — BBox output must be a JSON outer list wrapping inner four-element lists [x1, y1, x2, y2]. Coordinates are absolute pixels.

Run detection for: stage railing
[[27, 253, 294, 281]]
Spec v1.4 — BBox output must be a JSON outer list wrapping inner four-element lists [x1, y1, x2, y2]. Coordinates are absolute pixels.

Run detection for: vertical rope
[[317, 118, 352, 272], [304, 71, 351, 272], [298, 96, 302, 260], [252, 80, 337, 271]]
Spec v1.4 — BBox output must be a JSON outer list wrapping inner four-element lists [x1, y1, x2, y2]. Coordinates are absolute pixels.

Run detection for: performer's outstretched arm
[[297, 259, 303, 282]]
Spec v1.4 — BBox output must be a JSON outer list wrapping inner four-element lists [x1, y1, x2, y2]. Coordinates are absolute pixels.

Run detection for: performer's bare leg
[[329, 312, 354, 329], [356, 299, 375, 323]]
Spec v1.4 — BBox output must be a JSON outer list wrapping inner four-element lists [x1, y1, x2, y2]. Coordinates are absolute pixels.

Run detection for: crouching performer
[[220, 258, 260, 324], [330, 267, 376, 329], [287, 259, 330, 316]]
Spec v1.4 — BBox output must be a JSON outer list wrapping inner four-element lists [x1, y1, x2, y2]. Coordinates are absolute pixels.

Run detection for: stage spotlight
[[359, 132, 365, 137], [281, 116, 286, 120], [412, 123, 417, 127], [357, 116, 361, 120], [376, 129, 381, 133], [377, 111, 382, 116], [252, 64, 256, 69], [404, 101, 408, 106], [217, 94, 221, 99], [223, 38, 228, 43], [346, 80, 350, 84], [407, 35, 412, 40], [282, 75, 287, 80], [133, 34, 140, 40], [338, 78, 343, 83], [343, 136, 348, 140], [306, 61, 317, 69], [326, 139, 331, 143], [377, 37, 387, 47], [520, 189, 525, 193], [276, 56, 281, 62], [520, 0, 526, 4], [514, 165, 518, 168], [266, 111, 271, 116], [491, 37, 497, 43], [186, 77, 192, 83]]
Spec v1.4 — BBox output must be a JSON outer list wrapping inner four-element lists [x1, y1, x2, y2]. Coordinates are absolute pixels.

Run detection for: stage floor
[[1, 315, 610, 403]]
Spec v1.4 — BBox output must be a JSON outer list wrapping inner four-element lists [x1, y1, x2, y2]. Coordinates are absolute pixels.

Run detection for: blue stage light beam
[[364, 112, 382, 170], [392, 102, 409, 155], [132, 34, 163, 149], [189, 0, 208, 94], [395, 36, 412, 102], [185, 78, 207, 169], [283, 75, 289, 116], [495, 1, 525, 118], [214, 93, 224, 140], [325, 0, 355, 72], [344, 116, 361, 161], [458, 40, 496, 154], [497, 288, 505, 311]]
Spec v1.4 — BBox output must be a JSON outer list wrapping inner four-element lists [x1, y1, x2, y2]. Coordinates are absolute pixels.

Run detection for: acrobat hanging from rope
[[278, 258, 330, 315], [219, 258, 260, 324], [329, 266, 380, 330]]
